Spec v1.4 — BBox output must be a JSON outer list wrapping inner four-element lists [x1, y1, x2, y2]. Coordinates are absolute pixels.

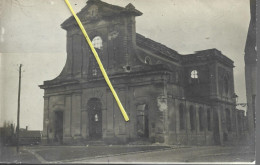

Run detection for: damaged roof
[[61, 0, 142, 29]]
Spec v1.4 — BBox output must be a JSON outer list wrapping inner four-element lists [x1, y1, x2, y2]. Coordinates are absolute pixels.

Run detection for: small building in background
[[0, 124, 41, 146], [0, 122, 15, 146], [18, 127, 42, 145]]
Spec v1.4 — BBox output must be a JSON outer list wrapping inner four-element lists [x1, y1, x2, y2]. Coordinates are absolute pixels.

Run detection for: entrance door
[[88, 98, 102, 139], [213, 110, 220, 145], [54, 111, 63, 143], [144, 105, 149, 138], [137, 104, 149, 138]]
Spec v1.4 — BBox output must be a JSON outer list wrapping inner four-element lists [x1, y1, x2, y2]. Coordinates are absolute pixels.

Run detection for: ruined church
[[40, 0, 246, 145]]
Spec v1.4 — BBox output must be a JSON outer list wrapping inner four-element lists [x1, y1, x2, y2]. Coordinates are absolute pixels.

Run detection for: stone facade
[[40, 0, 246, 145]]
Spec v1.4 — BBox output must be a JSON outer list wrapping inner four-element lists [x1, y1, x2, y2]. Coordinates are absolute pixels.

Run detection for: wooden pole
[[16, 64, 22, 153]]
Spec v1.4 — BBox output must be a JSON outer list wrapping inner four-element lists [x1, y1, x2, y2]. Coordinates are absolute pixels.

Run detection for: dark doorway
[[54, 111, 63, 143], [137, 104, 149, 138], [189, 106, 196, 131], [179, 104, 185, 130], [88, 98, 102, 139], [213, 110, 220, 145], [144, 105, 149, 138]]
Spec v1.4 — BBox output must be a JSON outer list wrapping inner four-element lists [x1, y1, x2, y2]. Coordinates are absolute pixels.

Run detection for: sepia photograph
[[0, 0, 257, 164]]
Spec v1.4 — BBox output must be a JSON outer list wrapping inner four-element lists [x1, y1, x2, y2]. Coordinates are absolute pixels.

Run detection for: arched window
[[95, 114, 99, 122], [207, 109, 212, 131], [225, 108, 231, 131], [179, 104, 185, 130], [191, 70, 198, 79], [92, 36, 103, 49], [145, 56, 151, 64], [199, 107, 204, 131], [189, 106, 196, 131]]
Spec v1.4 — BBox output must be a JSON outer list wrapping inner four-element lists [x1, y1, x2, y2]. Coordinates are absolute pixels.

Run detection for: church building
[[40, 0, 246, 145]]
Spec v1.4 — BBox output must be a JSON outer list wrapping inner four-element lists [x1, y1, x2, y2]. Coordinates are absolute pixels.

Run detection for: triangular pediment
[[61, 0, 142, 30]]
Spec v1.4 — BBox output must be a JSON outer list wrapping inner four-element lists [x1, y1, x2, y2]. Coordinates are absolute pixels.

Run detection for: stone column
[[167, 96, 176, 144], [71, 93, 82, 139], [105, 89, 115, 141], [81, 109, 88, 138], [156, 95, 168, 143], [63, 95, 72, 142], [218, 108, 224, 145]]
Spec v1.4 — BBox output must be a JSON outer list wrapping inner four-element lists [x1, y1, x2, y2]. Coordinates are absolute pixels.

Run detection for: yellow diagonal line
[[64, 0, 129, 121]]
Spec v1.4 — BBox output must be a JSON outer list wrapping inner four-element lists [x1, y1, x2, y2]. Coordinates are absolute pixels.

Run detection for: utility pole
[[16, 64, 22, 153]]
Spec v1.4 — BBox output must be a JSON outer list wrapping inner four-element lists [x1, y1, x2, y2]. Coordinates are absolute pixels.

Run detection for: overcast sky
[[0, 0, 250, 130]]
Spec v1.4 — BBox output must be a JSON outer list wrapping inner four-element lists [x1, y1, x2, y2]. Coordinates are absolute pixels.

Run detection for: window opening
[[191, 70, 198, 79], [145, 56, 151, 64], [95, 114, 99, 122], [92, 36, 103, 49]]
